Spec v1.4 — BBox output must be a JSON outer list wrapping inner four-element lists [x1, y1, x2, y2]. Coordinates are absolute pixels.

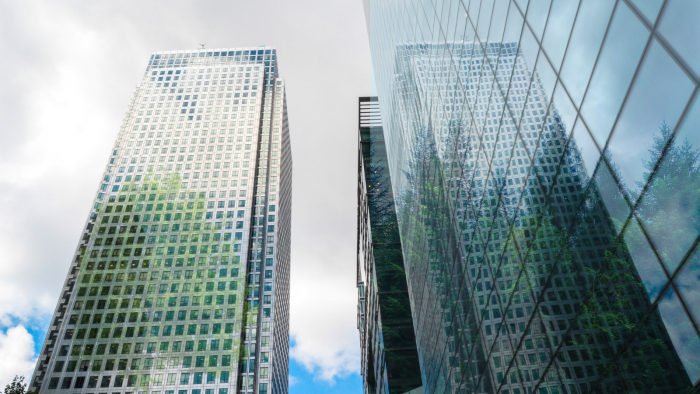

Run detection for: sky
[[0, 0, 370, 392]]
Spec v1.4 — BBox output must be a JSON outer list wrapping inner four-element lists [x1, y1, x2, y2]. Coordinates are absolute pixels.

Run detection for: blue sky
[[289, 360, 363, 394]]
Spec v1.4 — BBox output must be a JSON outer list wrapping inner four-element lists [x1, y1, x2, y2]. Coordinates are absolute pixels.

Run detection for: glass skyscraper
[[361, 1, 700, 393], [30, 47, 291, 394], [357, 97, 422, 394]]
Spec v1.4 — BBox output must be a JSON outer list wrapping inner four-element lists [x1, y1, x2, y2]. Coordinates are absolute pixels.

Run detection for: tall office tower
[[30, 47, 292, 394], [357, 97, 422, 394], [364, 1, 700, 393]]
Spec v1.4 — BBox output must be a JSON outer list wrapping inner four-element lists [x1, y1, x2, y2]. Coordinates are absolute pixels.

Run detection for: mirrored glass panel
[[365, 1, 700, 392]]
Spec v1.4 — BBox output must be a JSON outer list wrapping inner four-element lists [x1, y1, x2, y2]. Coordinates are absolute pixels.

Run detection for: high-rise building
[[362, 1, 700, 393], [30, 47, 292, 394], [357, 97, 422, 394]]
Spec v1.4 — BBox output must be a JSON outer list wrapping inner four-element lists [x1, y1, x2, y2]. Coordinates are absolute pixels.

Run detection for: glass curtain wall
[[366, 1, 700, 393]]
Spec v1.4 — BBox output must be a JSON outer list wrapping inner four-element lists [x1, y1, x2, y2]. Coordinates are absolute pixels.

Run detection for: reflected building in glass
[[362, 1, 700, 393], [30, 47, 291, 394]]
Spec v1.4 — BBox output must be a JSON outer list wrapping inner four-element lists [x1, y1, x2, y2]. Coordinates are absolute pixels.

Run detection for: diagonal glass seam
[[595, 154, 637, 219], [631, 183, 689, 282], [510, 0, 625, 168], [500, 49, 550, 169], [621, 0, 699, 85], [665, 226, 700, 284], [401, 4, 609, 391], [467, 227, 542, 389], [530, 249, 653, 394], [372, 1, 700, 392], [575, 24, 667, 215], [431, 258, 466, 381], [538, 199, 682, 391], [501, 276, 567, 394], [492, 262, 565, 393], [422, 132, 482, 385], [494, 166, 645, 390], [583, 273, 687, 392], [628, 86, 700, 221], [668, 271, 700, 343], [593, 0, 673, 163], [484, 221, 578, 389], [481, 0, 503, 44]]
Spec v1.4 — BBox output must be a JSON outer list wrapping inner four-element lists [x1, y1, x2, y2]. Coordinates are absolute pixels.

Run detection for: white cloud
[[0, 0, 370, 384], [289, 274, 361, 381], [0, 326, 37, 388], [289, 375, 299, 387]]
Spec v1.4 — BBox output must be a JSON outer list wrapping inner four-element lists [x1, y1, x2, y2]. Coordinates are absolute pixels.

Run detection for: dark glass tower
[[357, 97, 422, 394], [30, 47, 292, 394], [363, 1, 700, 393]]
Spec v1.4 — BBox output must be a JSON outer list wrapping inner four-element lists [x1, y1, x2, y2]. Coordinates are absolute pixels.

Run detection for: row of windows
[[118, 138, 274, 151], [48, 372, 235, 390], [60, 322, 272, 358], [87, 246, 242, 260], [97, 213, 246, 226], [73, 274, 272, 299], [82, 268, 240, 283], [134, 103, 273, 115], [84, 244, 269, 259], [78, 283, 241, 298], [108, 159, 277, 177], [76, 293, 242, 308], [94, 220, 271, 235], [61, 338, 245, 356], [92, 232, 246, 246], [124, 128, 279, 142], [137, 104, 269, 117], [67, 307, 238, 326], [101, 202, 272, 217], [152, 73, 259, 82], [76, 263, 271, 284], [53, 356, 265, 373], [70, 309, 245, 325], [135, 91, 267, 107], [112, 143, 279, 167], [104, 190, 248, 202], [81, 258, 243, 273]]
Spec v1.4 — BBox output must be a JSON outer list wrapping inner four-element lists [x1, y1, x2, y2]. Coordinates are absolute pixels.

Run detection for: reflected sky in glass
[[367, 0, 700, 392]]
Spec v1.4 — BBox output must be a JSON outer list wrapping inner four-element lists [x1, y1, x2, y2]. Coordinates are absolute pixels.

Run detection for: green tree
[[4, 376, 30, 394], [633, 121, 700, 271]]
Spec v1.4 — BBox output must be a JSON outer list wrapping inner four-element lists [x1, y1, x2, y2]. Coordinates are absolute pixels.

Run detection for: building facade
[[364, 1, 700, 393], [357, 97, 422, 394], [31, 47, 291, 394]]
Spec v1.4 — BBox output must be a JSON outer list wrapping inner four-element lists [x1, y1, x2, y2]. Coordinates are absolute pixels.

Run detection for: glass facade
[[357, 97, 422, 394], [365, 1, 700, 393], [31, 47, 291, 394]]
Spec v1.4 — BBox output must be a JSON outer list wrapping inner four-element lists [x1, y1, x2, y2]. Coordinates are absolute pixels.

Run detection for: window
[[48, 378, 59, 390], [193, 372, 203, 384]]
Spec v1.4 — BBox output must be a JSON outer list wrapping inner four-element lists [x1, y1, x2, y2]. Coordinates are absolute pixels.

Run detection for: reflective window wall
[[365, 1, 700, 393]]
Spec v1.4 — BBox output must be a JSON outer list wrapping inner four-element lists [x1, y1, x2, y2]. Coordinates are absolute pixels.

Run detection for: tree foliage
[[4, 376, 29, 394]]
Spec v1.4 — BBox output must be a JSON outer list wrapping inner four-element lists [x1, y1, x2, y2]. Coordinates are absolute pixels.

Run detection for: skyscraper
[[30, 47, 291, 394], [357, 97, 422, 394], [362, 1, 700, 393]]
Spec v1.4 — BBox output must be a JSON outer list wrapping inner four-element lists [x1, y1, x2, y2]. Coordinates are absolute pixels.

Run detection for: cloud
[[0, 0, 370, 385], [289, 375, 299, 387], [289, 271, 361, 381], [0, 326, 37, 388]]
